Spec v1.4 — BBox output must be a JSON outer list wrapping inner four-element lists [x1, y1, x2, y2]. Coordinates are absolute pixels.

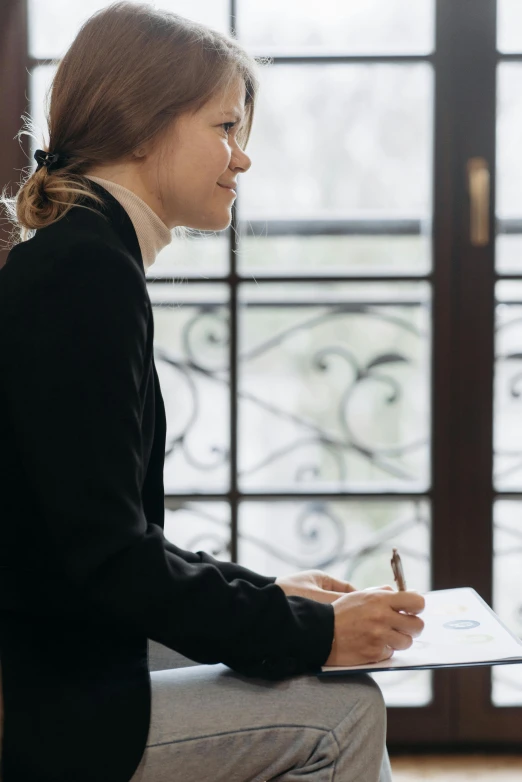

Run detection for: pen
[[391, 547, 407, 591]]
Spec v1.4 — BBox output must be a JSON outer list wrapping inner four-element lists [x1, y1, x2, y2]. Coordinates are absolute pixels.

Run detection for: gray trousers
[[130, 663, 393, 782]]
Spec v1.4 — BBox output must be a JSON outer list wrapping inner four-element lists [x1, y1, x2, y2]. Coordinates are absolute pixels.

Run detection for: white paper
[[320, 587, 522, 673]]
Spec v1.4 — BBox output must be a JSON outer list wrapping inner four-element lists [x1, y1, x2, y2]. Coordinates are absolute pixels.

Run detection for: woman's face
[[151, 76, 252, 231]]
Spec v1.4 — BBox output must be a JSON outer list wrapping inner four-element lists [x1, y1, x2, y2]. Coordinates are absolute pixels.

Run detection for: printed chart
[[319, 587, 522, 676]]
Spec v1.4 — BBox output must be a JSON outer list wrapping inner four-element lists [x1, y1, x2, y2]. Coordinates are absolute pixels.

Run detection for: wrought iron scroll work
[[155, 301, 429, 486]]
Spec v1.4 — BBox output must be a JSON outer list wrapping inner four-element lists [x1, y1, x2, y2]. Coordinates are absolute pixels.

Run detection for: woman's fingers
[[373, 644, 395, 662], [384, 629, 416, 651], [390, 610, 425, 638], [326, 576, 357, 593], [364, 584, 395, 594], [389, 589, 426, 614]]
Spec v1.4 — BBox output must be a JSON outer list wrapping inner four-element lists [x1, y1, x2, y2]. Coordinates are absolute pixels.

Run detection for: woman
[[0, 3, 424, 780]]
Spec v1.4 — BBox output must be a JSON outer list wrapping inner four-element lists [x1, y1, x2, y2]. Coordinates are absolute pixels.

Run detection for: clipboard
[[318, 587, 522, 677]]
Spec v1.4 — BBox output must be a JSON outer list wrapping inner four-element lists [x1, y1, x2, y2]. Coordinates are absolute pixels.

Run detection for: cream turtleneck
[[85, 175, 172, 271], [0, 179, 172, 761]]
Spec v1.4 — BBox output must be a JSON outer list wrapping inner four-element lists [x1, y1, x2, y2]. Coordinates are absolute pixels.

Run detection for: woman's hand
[[274, 569, 357, 604], [324, 587, 425, 666]]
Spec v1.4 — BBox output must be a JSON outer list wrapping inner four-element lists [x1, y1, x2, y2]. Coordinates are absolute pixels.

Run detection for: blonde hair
[[1, 1, 266, 248]]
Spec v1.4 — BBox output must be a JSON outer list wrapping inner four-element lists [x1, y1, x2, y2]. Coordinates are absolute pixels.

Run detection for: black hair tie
[[34, 149, 69, 173]]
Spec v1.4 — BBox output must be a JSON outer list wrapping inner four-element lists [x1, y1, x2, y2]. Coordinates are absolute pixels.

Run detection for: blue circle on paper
[[443, 619, 480, 630]]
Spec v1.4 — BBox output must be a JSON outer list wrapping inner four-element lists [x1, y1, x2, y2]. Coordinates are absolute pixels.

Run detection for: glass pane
[[492, 499, 522, 706], [29, 65, 55, 159], [497, 0, 522, 53], [164, 501, 231, 560], [28, 0, 229, 59], [494, 281, 522, 490], [496, 63, 522, 273], [150, 283, 230, 493], [239, 498, 432, 707], [237, 0, 435, 56], [496, 234, 522, 276], [238, 282, 431, 491], [239, 232, 432, 278], [238, 63, 433, 275], [149, 236, 229, 279]]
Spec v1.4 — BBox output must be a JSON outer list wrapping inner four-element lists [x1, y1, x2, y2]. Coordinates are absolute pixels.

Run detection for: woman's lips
[[218, 183, 237, 196]]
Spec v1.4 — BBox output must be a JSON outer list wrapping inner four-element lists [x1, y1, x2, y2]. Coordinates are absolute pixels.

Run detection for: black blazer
[[0, 181, 334, 782]]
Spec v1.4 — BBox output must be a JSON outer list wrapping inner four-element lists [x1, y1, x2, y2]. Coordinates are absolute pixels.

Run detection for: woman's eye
[[222, 122, 236, 134]]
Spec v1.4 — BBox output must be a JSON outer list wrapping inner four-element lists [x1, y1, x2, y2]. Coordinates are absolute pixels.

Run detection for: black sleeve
[[162, 538, 279, 589], [4, 244, 334, 680]]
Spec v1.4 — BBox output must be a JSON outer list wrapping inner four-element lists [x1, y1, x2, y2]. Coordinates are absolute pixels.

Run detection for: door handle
[[467, 157, 490, 247]]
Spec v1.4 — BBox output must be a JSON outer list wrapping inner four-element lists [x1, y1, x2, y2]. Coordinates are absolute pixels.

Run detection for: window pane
[[29, 65, 55, 159], [150, 283, 230, 493], [28, 0, 229, 59], [494, 281, 522, 490], [497, 0, 522, 54], [492, 499, 522, 706], [239, 231, 432, 277], [149, 236, 229, 279], [164, 501, 231, 560], [496, 63, 522, 273], [237, 0, 435, 56], [496, 235, 522, 276], [238, 63, 433, 274], [238, 282, 431, 492], [497, 64, 522, 220], [242, 64, 433, 218], [239, 498, 432, 706]]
